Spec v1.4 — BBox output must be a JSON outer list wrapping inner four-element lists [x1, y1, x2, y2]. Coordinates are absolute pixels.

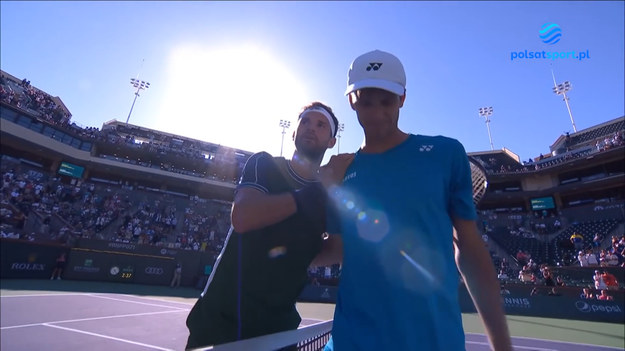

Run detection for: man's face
[[293, 111, 335, 159], [349, 88, 404, 136]]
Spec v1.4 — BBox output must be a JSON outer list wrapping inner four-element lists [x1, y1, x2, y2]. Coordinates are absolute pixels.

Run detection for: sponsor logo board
[[144, 267, 164, 275]]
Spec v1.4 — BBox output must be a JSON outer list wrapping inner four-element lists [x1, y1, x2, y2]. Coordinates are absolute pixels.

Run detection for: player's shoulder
[[412, 134, 465, 151], [248, 151, 274, 161], [245, 151, 282, 166]]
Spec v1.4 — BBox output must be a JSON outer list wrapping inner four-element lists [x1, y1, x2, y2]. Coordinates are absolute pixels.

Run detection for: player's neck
[[289, 151, 321, 179], [361, 130, 409, 154]]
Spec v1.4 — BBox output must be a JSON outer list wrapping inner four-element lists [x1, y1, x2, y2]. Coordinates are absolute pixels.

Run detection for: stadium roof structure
[[468, 148, 524, 173], [549, 115, 625, 155], [101, 119, 255, 162]]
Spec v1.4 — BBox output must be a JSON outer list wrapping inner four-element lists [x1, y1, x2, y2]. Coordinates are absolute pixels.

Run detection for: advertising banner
[[65, 248, 175, 285], [458, 284, 624, 324], [75, 238, 179, 258], [0, 239, 68, 279]]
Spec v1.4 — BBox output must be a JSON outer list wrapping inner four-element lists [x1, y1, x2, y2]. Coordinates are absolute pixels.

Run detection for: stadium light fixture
[[478, 106, 494, 151], [279, 119, 291, 157], [126, 78, 151, 124], [336, 123, 345, 154], [552, 80, 577, 133]]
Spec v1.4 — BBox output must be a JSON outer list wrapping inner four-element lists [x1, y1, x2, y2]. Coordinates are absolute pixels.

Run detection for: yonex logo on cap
[[366, 63, 383, 71]]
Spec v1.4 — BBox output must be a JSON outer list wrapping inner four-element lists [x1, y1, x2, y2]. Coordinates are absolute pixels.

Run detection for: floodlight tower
[[126, 78, 150, 124], [336, 123, 345, 154], [279, 119, 291, 156], [552, 80, 577, 133], [478, 106, 495, 151]]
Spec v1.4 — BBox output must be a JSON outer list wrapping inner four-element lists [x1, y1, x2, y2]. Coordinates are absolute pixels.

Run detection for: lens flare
[[400, 249, 436, 285], [356, 210, 389, 242]]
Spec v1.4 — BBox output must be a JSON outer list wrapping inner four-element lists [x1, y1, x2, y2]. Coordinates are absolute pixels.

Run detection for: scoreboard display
[[530, 196, 556, 210], [109, 265, 135, 282], [58, 161, 85, 178]]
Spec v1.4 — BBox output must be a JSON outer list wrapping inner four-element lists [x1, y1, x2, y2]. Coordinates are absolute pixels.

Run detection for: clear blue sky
[[1, 1, 623, 164]]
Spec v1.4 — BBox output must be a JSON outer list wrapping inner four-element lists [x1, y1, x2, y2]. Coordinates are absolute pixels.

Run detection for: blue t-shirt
[[325, 134, 476, 351]]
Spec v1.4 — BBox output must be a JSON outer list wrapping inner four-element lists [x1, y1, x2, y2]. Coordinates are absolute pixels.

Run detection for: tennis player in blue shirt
[[321, 50, 512, 351]]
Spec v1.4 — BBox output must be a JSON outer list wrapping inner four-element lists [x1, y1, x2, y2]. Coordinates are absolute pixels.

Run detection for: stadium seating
[[1, 72, 251, 185], [549, 219, 620, 265]]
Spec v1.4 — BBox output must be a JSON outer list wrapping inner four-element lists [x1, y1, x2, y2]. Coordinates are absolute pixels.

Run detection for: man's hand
[[319, 153, 355, 188]]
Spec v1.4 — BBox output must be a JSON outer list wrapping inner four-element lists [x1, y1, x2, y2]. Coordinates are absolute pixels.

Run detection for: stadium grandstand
[[1, 69, 624, 345]]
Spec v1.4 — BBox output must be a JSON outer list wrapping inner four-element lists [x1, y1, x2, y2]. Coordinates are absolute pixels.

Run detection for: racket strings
[[469, 159, 488, 205]]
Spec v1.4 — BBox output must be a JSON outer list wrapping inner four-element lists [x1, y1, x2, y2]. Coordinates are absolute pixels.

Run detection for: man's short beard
[[294, 137, 326, 162]]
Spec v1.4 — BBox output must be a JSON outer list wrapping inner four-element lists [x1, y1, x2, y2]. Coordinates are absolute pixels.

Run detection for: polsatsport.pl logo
[[510, 22, 591, 62], [539, 23, 562, 44], [511, 49, 590, 61]]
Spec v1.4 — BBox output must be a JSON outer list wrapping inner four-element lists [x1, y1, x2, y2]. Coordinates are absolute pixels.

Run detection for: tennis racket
[[468, 156, 488, 206]]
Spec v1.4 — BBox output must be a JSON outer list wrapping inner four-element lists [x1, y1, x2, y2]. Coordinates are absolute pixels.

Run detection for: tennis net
[[197, 320, 333, 351]]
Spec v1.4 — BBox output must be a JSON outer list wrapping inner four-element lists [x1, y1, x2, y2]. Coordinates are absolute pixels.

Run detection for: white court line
[[1, 293, 88, 298], [298, 318, 325, 328], [466, 341, 557, 351], [43, 323, 174, 351], [466, 333, 625, 350], [509, 335, 625, 350], [116, 293, 195, 306], [1, 309, 186, 330], [1, 291, 194, 307], [86, 293, 189, 310]]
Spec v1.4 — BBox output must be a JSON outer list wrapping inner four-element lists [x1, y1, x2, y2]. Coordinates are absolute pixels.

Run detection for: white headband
[[300, 106, 336, 137]]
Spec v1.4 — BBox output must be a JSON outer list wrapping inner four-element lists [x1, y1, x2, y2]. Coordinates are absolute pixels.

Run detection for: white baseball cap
[[345, 50, 406, 96]]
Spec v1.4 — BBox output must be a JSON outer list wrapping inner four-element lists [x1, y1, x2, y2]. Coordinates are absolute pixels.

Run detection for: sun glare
[[156, 44, 309, 157]]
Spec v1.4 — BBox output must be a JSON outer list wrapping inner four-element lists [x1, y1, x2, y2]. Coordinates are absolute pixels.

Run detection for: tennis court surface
[[1, 280, 623, 351]]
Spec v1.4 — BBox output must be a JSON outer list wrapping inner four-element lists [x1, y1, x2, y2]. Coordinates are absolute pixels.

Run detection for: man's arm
[[453, 218, 513, 351], [231, 187, 297, 233], [309, 153, 354, 267]]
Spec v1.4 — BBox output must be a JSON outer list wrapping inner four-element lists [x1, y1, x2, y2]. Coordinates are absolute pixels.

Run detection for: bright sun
[[156, 44, 309, 157]]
